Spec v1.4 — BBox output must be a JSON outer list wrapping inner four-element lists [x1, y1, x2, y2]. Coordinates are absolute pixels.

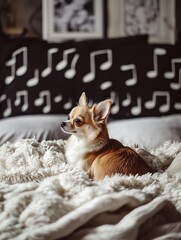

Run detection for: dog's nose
[[61, 122, 66, 128]]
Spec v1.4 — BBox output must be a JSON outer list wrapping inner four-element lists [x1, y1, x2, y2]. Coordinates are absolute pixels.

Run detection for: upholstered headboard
[[0, 36, 181, 119]]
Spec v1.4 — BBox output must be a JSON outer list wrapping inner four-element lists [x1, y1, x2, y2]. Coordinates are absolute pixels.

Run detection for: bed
[[0, 36, 181, 239]]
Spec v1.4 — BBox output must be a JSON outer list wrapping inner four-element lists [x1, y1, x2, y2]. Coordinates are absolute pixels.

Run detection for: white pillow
[[0, 115, 68, 146], [108, 114, 181, 149]]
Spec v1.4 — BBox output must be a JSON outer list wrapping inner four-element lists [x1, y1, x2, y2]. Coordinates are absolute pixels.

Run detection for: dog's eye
[[74, 118, 82, 126]]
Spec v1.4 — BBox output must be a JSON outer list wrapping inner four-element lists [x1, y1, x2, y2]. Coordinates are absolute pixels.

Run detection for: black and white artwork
[[123, 0, 160, 36], [43, 0, 103, 41], [54, 0, 95, 33], [107, 0, 175, 44]]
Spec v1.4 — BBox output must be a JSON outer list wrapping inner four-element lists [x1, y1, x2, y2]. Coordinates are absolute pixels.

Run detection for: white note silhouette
[[131, 97, 142, 116], [34, 91, 51, 113], [3, 99, 12, 117], [41, 48, 59, 77], [169, 69, 181, 90], [120, 64, 137, 86], [27, 69, 39, 87], [16, 47, 27, 76], [122, 93, 131, 107], [5, 58, 16, 85], [0, 95, 12, 118], [65, 54, 79, 79], [145, 91, 170, 113], [14, 90, 28, 112], [110, 91, 119, 115], [64, 99, 72, 110], [174, 102, 181, 110], [54, 94, 62, 103], [83, 49, 112, 83], [0, 94, 6, 102], [100, 81, 112, 90], [164, 59, 181, 90], [147, 48, 167, 78], [56, 48, 76, 71], [5, 47, 28, 85]]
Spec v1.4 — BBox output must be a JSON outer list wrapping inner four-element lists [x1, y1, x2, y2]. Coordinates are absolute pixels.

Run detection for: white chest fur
[[65, 135, 88, 170]]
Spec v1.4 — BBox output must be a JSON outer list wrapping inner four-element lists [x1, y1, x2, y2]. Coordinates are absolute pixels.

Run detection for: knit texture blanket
[[0, 139, 181, 240]]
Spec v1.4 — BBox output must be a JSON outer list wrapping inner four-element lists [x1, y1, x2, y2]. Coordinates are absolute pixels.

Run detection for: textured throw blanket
[[0, 139, 181, 240]]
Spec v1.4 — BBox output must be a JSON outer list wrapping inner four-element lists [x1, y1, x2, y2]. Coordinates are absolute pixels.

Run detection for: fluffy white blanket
[[0, 139, 181, 240]]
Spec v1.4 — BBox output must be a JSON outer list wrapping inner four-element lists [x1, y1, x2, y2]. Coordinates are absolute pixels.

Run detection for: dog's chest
[[65, 136, 87, 169]]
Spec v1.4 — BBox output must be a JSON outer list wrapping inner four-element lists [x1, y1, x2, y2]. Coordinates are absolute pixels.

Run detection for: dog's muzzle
[[61, 122, 66, 128]]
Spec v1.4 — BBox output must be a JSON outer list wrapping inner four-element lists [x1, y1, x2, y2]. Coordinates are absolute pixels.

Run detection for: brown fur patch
[[84, 139, 153, 180]]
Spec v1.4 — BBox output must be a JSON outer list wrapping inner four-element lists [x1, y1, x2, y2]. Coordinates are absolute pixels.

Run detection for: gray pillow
[[108, 114, 181, 149], [0, 115, 68, 146]]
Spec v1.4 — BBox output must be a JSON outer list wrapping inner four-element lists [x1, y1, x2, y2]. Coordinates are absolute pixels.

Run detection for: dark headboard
[[0, 36, 181, 119]]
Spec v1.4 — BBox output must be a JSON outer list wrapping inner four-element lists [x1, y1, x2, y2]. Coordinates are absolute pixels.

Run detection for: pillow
[[0, 38, 77, 119], [108, 114, 181, 149], [0, 114, 68, 146], [73, 43, 181, 119], [0, 36, 149, 120], [1, 36, 181, 120]]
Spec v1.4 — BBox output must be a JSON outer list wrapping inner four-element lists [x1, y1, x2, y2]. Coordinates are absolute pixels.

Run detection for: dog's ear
[[93, 100, 112, 122], [79, 92, 87, 106]]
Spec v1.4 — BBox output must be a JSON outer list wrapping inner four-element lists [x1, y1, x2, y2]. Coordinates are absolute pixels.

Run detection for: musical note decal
[[5, 58, 15, 85], [174, 102, 181, 110], [110, 91, 119, 115], [64, 99, 72, 110], [27, 69, 39, 87], [131, 97, 142, 116], [3, 99, 12, 118], [169, 69, 181, 90], [164, 59, 181, 90], [56, 48, 76, 71], [145, 91, 170, 113], [122, 93, 131, 107], [41, 48, 59, 77], [14, 90, 28, 112], [120, 64, 137, 86], [5, 47, 28, 85], [83, 49, 112, 83], [54, 94, 62, 103], [0, 94, 6, 102], [34, 91, 51, 113], [147, 48, 166, 78], [100, 81, 112, 90], [0, 95, 12, 117], [64, 54, 79, 79]]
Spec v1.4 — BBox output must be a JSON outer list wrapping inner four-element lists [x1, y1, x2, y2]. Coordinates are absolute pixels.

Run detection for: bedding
[[0, 138, 181, 240], [0, 113, 181, 149], [0, 36, 181, 239], [0, 114, 68, 146], [108, 113, 181, 149]]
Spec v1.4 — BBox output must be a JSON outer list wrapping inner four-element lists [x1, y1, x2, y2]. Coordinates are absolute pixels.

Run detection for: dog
[[61, 92, 153, 180]]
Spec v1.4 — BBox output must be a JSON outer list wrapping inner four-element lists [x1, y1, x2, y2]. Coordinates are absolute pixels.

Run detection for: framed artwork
[[107, 0, 175, 44], [42, 0, 103, 42]]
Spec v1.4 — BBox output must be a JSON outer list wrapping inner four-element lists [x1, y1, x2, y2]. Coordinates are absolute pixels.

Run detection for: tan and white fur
[[61, 92, 153, 180]]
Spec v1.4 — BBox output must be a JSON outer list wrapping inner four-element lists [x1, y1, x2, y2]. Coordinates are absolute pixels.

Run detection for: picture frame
[[107, 0, 175, 44], [42, 0, 103, 42]]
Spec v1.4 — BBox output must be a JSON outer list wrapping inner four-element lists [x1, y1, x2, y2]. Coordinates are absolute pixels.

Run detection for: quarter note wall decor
[[0, 36, 181, 119]]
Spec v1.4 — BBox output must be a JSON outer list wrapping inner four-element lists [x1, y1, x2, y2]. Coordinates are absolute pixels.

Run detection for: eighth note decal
[[1, 43, 181, 119]]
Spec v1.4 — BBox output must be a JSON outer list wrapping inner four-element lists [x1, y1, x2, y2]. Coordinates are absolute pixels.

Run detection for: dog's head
[[61, 92, 112, 140]]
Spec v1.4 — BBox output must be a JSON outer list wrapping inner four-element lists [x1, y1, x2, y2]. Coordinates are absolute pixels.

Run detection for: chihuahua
[[61, 92, 153, 180]]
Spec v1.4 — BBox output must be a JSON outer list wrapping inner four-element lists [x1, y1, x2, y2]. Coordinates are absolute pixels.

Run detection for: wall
[[0, 0, 181, 42]]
